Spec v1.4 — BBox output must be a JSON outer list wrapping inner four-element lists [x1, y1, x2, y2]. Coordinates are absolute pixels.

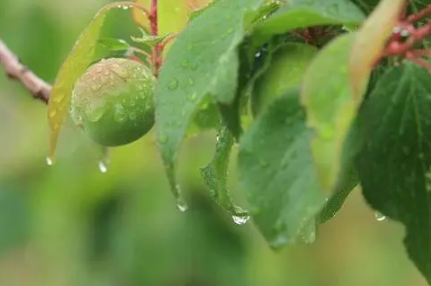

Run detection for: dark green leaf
[[251, 0, 365, 47], [156, 0, 265, 203], [356, 63, 431, 283], [238, 89, 325, 248], [200, 126, 248, 218], [318, 118, 363, 223], [319, 166, 358, 223]]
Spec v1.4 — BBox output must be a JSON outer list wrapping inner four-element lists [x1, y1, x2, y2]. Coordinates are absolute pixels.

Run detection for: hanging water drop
[[375, 212, 386, 222], [46, 156, 53, 166], [98, 147, 109, 173], [98, 161, 108, 173], [232, 214, 250, 225], [177, 199, 188, 212]]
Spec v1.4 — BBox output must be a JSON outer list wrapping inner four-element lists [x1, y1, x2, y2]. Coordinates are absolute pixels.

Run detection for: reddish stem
[[148, 0, 162, 77], [407, 4, 431, 23]]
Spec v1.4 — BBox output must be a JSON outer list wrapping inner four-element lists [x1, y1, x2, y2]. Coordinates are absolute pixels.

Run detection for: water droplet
[[86, 99, 106, 122], [181, 59, 189, 68], [129, 112, 137, 120], [232, 215, 249, 225], [122, 5, 129, 10], [186, 44, 193, 51], [158, 134, 168, 144], [375, 212, 386, 222], [98, 161, 108, 173], [114, 104, 126, 122], [227, 28, 234, 35], [48, 110, 57, 118], [177, 200, 188, 212], [46, 156, 53, 166], [187, 78, 194, 86], [393, 26, 402, 34], [255, 51, 262, 58], [188, 93, 197, 101], [167, 79, 179, 90], [53, 95, 64, 103], [326, 3, 338, 15]]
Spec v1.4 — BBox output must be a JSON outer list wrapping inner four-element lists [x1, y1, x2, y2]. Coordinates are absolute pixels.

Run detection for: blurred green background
[[0, 1, 427, 285]]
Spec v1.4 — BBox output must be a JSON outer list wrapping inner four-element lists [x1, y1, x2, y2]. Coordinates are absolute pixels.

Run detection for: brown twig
[[0, 39, 51, 103]]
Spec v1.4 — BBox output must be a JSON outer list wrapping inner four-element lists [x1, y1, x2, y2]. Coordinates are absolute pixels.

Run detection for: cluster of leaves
[[46, 0, 431, 284]]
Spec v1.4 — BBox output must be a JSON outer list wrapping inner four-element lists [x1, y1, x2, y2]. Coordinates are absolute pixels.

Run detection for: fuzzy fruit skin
[[70, 58, 155, 146], [251, 43, 318, 116]]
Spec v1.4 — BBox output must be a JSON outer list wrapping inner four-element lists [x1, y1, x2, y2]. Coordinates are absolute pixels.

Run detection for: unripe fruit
[[70, 58, 155, 146], [251, 43, 318, 116]]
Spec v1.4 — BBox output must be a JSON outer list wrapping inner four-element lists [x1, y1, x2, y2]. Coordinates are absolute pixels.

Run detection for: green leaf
[[318, 119, 363, 223], [252, 42, 318, 116], [318, 166, 358, 223], [97, 38, 130, 51], [238, 89, 325, 248], [156, 0, 264, 204], [131, 27, 170, 47], [356, 63, 431, 283], [47, 2, 143, 161], [301, 33, 362, 196], [251, 0, 365, 47], [200, 126, 248, 219]]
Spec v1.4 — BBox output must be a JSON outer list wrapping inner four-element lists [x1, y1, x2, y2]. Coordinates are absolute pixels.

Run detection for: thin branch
[[407, 4, 431, 23], [0, 39, 51, 103]]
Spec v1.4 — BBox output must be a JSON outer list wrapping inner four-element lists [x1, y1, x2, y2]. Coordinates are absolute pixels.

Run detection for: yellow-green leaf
[[301, 33, 357, 195], [349, 0, 404, 99]]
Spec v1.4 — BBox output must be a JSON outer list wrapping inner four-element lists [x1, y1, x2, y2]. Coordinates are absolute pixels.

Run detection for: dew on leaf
[[326, 3, 339, 15], [158, 134, 168, 144], [374, 212, 386, 222], [188, 93, 198, 102], [167, 79, 179, 90], [232, 214, 250, 225], [49, 110, 57, 118], [181, 59, 189, 68], [187, 78, 194, 86]]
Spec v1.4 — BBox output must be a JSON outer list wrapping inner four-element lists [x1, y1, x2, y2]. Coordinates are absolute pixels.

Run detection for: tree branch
[[0, 39, 51, 104]]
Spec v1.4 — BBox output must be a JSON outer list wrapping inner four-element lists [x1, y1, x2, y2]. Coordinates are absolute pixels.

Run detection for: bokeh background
[[0, 0, 427, 285]]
